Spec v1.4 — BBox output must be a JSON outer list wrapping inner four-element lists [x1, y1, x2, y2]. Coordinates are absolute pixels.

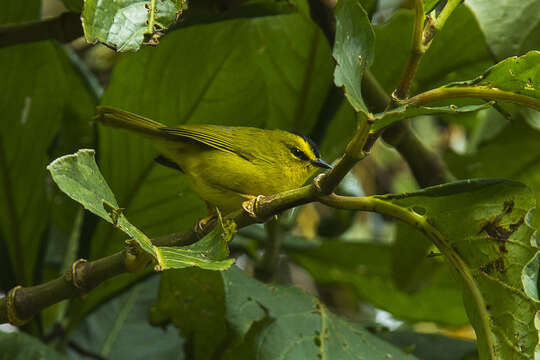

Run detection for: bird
[[95, 106, 332, 215]]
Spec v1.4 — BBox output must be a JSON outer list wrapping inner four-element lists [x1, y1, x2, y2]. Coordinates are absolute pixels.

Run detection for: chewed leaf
[[47, 149, 119, 223], [379, 179, 540, 360], [81, 0, 187, 51], [48, 149, 235, 272], [155, 216, 236, 271]]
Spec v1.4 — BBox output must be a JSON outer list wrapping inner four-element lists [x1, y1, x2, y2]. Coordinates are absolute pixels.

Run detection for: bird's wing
[[159, 125, 257, 161]]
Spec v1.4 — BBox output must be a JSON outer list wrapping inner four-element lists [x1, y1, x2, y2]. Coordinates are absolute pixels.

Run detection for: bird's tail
[[95, 106, 165, 137]]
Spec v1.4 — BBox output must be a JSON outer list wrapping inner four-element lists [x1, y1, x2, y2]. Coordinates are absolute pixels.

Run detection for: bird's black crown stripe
[[294, 133, 320, 158]]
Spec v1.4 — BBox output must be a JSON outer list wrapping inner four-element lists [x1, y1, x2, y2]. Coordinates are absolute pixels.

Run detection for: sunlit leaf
[[82, 0, 187, 51]]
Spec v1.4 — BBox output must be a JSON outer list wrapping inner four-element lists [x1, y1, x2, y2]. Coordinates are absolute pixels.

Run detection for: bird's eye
[[291, 147, 309, 161]]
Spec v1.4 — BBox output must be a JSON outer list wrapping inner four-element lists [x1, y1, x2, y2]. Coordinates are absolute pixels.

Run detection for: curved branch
[[405, 86, 540, 111], [318, 193, 495, 359], [0, 13, 83, 49]]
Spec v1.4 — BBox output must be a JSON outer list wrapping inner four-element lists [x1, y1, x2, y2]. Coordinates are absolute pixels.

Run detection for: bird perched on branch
[[95, 106, 332, 215]]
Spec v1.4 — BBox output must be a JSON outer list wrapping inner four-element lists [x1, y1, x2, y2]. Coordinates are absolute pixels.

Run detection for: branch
[[380, 0, 464, 186], [0, 12, 83, 49], [0, 230, 198, 325], [393, 0, 424, 100], [318, 193, 495, 358], [405, 86, 540, 111]]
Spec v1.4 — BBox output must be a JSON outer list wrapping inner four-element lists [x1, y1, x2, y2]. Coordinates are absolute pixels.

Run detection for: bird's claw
[[193, 214, 216, 237]]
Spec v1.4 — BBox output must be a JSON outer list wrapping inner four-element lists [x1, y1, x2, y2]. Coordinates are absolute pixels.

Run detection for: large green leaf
[[467, 0, 540, 60], [0, 331, 67, 360], [149, 268, 226, 360], [48, 149, 235, 271], [67, 275, 184, 360], [333, 0, 375, 113], [291, 241, 468, 326], [151, 266, 416, 360], [82, 0, 186, 51], [379, 180, 539, 360], [446, 119, 540, 230], [0, 43, 92, 286]]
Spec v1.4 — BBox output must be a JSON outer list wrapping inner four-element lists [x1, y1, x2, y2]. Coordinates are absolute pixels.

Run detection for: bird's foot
[[242, 194, 265, 221]]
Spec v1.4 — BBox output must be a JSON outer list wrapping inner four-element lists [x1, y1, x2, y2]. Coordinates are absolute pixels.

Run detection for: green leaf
[[391, 222, 443, 294], [68, 275, 184, 359], [467, 0, 540, 60], [151, 266, 417, 360], [0, 331, 67, 359], [379, 179, 539, 360], [371, 103, 492, 133], [446, 119, 540, 230], [0, 42, 94, 286], [291, 241, 468, 326], [81, 0, 186, 51], [463, 50, 540, 99], [47, 149, 120, 224], [333, 0, 375, 113], [156, 216, 236, 271], [149, 268, 226, 360], [47, 149, 235, 271]]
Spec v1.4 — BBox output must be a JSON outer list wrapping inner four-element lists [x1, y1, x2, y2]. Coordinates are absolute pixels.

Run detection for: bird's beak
[[312, 158, 332, 169]]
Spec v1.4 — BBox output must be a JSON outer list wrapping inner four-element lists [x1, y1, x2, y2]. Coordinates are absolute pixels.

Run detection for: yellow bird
[[95, 106, 332, 214]]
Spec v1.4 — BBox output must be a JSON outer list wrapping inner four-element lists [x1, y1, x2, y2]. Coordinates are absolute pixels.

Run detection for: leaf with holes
[[82, 0, 187, 51], [378, 179, 539, 360]]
